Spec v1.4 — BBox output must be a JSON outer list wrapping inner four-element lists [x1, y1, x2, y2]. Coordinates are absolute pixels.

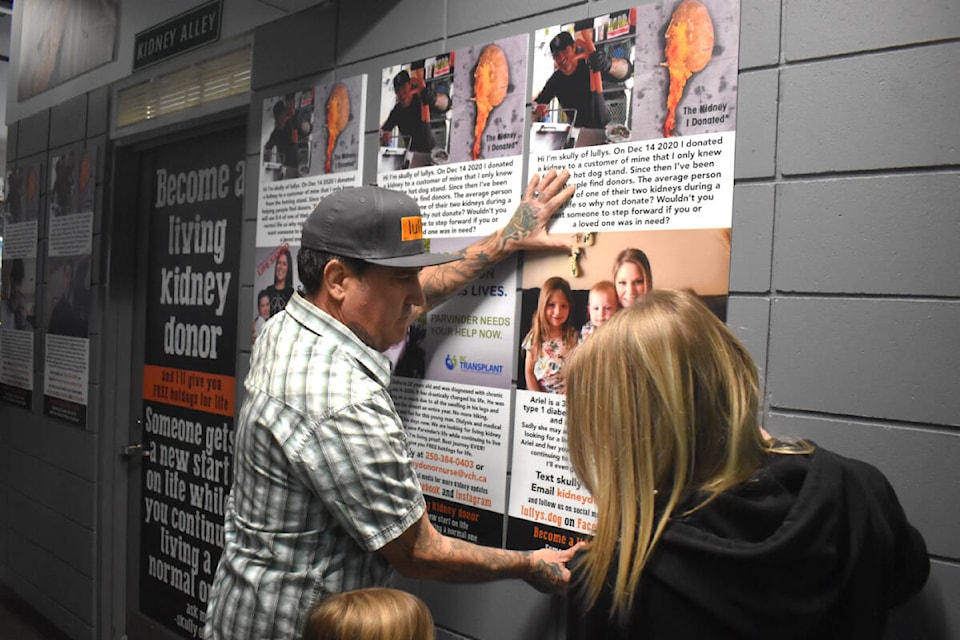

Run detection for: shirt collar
[[284, 291, 393, 387]]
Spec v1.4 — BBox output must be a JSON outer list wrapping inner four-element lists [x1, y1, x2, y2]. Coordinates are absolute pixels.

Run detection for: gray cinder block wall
[[726, 1, 959, 639], [0, 1, 956, 639]]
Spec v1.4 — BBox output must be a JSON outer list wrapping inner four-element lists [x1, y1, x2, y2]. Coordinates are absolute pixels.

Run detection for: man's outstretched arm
[[379, 513, 581, 594], [417, 168, 576, 312]]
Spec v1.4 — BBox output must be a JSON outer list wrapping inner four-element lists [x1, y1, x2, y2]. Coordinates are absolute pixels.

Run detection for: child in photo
[[523, 277, 579, 394], [252, 289, 270, 344], [580, 280, 619, 341]]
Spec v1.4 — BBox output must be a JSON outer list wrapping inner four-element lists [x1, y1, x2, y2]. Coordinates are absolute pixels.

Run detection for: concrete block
[[783, 0, 960, 61], [725, 295, 770, 395], [18, 110, 50, 159], [767, 298, 960, 426], [765, 411, 960, 558], [780, 43, 960, 175], [337, 0, 446, 67], [733, 69, 777, 179], [449, 0, 583, 36], [6, 120, 18, 162], [774, 173, 960, 296], [739, 0, 781, 69], [729, 183, 774, 293], [87, 86, 109, 138], [8, 491, 96, 578], [6, 450, 95, 528], [251, 3, 337, 90], [7, 532, 95, 627], [4, 410, 97, 481], [49, 95, 87, 149]]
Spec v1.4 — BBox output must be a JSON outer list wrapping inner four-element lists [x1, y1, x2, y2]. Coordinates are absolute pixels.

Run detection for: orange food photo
[[325, 83, 350, 173], [471, 44, 510, 160], [662, 0, 714, 137]]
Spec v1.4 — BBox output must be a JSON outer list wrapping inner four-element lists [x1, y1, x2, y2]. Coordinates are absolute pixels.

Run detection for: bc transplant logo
[[444, 354, 504, 375]]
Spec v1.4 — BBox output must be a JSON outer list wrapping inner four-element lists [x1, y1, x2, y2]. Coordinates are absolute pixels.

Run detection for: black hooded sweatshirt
[[568, 447, 929, 639]]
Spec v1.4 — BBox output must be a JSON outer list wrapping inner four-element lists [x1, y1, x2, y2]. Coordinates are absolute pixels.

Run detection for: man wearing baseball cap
[[205, 170, 579, 640], [531, 26, 634, 129]]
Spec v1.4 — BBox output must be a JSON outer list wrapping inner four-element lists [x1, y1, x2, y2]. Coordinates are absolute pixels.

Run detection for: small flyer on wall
[[255, 74, 366, 249], [43, 145, 96, 424], [507, 0, 740, 550], [528, 1, 739, 234], [377, 34, 528, 238], [1, 161, 42, 407], [252, 74, 367, 343]]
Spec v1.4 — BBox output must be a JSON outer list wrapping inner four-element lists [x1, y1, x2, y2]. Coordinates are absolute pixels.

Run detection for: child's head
[[303, 588, 434, 640], [587, 280, 618, 327], [536, 277, 573, 334], [257, 290, 270, 319]]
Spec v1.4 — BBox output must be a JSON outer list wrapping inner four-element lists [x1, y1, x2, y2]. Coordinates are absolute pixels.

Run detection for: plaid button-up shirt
[[204, 292, 425, 640]]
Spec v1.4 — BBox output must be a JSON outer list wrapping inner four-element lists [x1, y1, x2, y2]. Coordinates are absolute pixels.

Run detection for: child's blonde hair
[[303, 588, 434, 640], [589, 279, 617, 299]]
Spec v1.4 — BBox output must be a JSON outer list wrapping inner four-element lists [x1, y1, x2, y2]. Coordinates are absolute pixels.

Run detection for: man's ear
[[323, 260, 350, 301]]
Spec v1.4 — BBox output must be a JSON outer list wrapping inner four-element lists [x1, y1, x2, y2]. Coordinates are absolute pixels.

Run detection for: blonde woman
[[302, 588, 434, 640], [611, 247, 652, 308], [564, 289, 928, 639]]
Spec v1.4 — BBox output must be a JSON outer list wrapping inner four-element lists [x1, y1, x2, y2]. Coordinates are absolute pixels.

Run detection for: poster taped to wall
[[507, 0, 740, 550], [256, 75, 367, 249], [528, 2, 739, 234], [375, 34, 534, 543], [43, 145, 97, 425], [378, 34, 528, 239], [253, 74, 368, 336], [0, 161, 42, 407]]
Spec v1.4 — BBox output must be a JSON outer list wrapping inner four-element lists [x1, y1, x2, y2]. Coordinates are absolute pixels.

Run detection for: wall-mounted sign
[[133, 0, 223, 72]]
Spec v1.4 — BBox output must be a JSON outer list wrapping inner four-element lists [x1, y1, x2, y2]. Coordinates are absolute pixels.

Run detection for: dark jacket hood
[[571, 447, 928, 640]]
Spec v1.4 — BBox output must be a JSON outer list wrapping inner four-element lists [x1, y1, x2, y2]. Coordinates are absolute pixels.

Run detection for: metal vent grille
[[116, 47, 251, 128]]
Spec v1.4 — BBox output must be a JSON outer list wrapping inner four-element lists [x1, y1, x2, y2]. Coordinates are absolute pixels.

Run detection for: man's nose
[[409, 280, 426, 306]]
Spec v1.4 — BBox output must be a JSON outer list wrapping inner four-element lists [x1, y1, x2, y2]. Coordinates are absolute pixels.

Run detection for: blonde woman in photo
[[611, 247, 652, 308]]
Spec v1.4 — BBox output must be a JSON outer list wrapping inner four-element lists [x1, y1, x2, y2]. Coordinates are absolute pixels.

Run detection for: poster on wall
[[252, 74, 367, 342], [139, 129, 243, 639], [507, 0, 740, 550], [528, 1, 738, 234], [377, 33, 528, 239], [17, 0, 119, 100], [0, 161, 42, 407], [390, 239, 518, 547], [43, 145, 97, 424], [379, 35, 531, 546]]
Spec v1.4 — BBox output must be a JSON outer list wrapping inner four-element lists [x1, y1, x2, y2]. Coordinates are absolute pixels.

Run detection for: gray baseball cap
[[300, 186, 461, 268]]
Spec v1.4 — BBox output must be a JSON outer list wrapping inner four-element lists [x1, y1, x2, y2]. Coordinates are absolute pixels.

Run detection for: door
[[123, 124, 245, 639]]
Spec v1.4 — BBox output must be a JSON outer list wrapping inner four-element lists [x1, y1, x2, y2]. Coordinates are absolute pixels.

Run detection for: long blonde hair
[[302, 588, 434, 640], [525, 276, 578, 355], [565, 289, 789, 621]]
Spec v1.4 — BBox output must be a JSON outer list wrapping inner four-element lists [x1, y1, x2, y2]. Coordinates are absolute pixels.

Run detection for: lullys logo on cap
[[400, 216, 423, 242]]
